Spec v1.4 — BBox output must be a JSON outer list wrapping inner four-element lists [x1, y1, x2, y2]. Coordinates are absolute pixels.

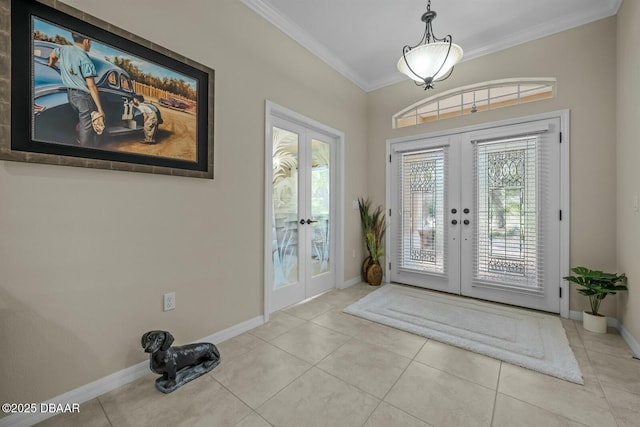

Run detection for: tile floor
[[38, 283, 640, 427]]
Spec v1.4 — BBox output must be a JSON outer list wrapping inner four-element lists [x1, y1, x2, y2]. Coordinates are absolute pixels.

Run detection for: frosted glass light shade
[[397, 42, 463, 83]]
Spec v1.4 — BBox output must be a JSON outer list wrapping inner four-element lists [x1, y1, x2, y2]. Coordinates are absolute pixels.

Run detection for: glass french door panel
[[310, 139, 331, 277], [272, 126, 299, 289], [399, 148, 447, 275], [474, 136, 540, 288]]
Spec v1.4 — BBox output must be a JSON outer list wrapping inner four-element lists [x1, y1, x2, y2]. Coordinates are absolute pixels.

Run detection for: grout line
[[493, 391, 592, 427], [96, 397, 114, 427], [489, 362, 502, 426], [410, 356, 498, 393]]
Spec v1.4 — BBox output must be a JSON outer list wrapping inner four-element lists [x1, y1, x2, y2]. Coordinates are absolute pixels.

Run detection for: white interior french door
[[269, 116, 336, 312], [390, 117, 563, 313]]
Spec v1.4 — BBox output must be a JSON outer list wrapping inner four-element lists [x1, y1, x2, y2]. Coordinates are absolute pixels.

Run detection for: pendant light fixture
[[397, 0, 463, 90]]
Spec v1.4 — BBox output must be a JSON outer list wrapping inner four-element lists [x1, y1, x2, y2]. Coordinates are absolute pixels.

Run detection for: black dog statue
[[141, 330, 220, 393]]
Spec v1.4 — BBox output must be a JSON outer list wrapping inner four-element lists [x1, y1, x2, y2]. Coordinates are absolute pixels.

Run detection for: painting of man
[[47, 32, 105, 147]]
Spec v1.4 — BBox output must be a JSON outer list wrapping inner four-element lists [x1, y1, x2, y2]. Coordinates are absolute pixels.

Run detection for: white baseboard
[[339, 276, 362, 289], [0, 315, 265, 427], [568, 310, 640, 357], [618, 321, 640, 358]]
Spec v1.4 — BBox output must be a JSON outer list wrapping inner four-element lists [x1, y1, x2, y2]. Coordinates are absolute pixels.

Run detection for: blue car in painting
[[33, 40, 163, 144]]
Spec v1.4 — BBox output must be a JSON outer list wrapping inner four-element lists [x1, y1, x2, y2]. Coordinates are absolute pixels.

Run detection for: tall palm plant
[[358, 198, 387, 285]]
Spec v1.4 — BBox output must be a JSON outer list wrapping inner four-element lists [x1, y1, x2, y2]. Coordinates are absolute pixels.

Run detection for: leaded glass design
[[272, 126, 299, 289], [311, 139, 331, 277], [474, 137, 539, 287], [400, 149, 447, 274]]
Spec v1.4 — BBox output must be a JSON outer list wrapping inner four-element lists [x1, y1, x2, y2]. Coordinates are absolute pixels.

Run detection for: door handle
[[306, 219, 318, 224], [451, 219, 458, 225], [299, 219, 306, 225]]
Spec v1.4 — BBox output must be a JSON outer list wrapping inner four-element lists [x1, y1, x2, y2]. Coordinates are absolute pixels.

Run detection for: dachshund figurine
[[141, 330, 220, 393]]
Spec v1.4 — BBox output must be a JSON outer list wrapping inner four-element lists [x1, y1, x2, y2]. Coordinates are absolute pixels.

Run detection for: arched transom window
[[393, 78, 556, 129]]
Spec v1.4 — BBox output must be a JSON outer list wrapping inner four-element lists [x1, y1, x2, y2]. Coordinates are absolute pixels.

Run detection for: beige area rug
[[344, 284, 583, 384]]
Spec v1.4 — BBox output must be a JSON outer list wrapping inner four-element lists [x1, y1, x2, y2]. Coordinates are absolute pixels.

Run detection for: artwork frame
[[1, 0, 214, 179]]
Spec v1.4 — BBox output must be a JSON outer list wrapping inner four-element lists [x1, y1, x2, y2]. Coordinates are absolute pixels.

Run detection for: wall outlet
[[163, 292, 176, 311]]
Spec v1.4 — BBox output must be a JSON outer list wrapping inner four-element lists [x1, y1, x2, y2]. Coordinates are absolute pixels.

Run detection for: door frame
[[385, 110, 570, 317], [264, 100, 345, 320]]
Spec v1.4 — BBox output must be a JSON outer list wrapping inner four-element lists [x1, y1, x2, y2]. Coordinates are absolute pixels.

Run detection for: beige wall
[[0, 0, 368, 404], [367, 18, 619, 315], [616, 0, 640, 343]]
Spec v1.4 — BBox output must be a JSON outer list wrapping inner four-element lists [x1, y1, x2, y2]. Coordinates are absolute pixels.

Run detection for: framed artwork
[[2, 0, 214, 178]]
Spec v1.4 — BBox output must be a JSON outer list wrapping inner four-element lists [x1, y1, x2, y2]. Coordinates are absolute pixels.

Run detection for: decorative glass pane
[[311, 139, 331, 277], [400, 149, 446, 274], [272, 126, 298, 289], [394, 79, 555, 128], [475, 137, 538, 287]]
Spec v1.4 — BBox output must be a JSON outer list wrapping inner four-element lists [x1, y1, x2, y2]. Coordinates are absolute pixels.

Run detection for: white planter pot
[[583, 310, 607, 333]]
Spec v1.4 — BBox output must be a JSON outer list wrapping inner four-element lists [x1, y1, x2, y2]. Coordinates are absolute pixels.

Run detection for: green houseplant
[[563, 266, 628, 333], [358, 197, 386, 286]]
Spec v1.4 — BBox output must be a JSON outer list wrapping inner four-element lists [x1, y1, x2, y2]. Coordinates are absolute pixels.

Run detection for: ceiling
[[241, 0, 622, 92]]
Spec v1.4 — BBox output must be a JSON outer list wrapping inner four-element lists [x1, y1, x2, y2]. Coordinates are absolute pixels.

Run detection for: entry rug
[[344, 284, 583, 384]]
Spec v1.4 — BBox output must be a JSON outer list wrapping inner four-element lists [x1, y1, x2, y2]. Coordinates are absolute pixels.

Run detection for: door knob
[[463, 208, 470, 214], [451, 219, 458, 225], [451, 208, 457, 214], [463, 219, 470, 225], [299, 219, 305, 225], [306, 219, 318, 224]]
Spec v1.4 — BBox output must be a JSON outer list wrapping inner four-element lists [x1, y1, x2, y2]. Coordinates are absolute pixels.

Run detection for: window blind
[[472, 134, 548, 289], [398, 148, 448, 275]]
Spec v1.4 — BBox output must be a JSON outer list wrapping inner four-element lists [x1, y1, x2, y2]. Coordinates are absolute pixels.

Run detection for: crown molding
[[241, 0, 622, 93], [461, 0, 622, 63], [240, 0, 370, 91]]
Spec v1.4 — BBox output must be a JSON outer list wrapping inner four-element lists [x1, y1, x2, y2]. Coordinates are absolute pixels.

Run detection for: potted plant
[[358, 197, 386, 286], [563, 266, 628, 333]]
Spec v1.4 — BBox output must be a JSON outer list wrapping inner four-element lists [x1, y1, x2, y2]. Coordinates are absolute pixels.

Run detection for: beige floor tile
[[492, 393, 586, 427], [234, 412, 273, 427], [340, 283, 380, 302], [355, 322, 426, 359], [498, 363, 617, 427], [282, 298, 334, 320], [602, 385, 640, 427], [385, 361, 495, 427], [248, 312, 306, 342], [257, 368, 379, 427], [580, 329, 634, 357], [318, 338, 412, 398], [587, 350, 640, 395], [212, 342, 311, 409], [35, 398, 109, 427], [414, 340, 501, 389], [364, 401, 432, 427], [571, 345, 598, 380], [311, 308, 372, 337], [313, 289, 362, 308], [217, 332, 265, 360], [562, 321, 586, 350], [98, 373, 161, 422], [270, 322, 350, 364], [110, 375, 251, 427]]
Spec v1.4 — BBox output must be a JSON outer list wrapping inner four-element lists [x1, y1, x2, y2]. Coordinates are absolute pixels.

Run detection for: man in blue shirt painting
[[48, 32, 105, 147]]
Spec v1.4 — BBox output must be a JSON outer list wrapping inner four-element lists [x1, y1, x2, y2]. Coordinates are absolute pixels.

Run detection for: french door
[[269, 116, 336, 312], [390, 118, 562, 313]]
